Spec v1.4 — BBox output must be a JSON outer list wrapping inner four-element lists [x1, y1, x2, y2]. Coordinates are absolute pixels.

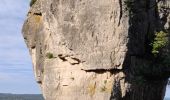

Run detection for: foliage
[[30, 0, 37, 6], [46, 52, 54, 59], [151, 31, 168, 56]]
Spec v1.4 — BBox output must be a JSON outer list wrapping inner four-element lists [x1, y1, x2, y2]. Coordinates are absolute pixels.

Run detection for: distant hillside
[[0, 93, 44, 100]]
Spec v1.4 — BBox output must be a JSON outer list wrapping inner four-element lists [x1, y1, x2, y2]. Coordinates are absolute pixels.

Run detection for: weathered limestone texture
[[23, 0, 170, 100]]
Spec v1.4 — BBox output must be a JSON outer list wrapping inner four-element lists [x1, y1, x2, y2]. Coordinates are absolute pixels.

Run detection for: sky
[[0, 0, 41, 94], [166, 86, 170, 98], [0, 0, 169, 98]]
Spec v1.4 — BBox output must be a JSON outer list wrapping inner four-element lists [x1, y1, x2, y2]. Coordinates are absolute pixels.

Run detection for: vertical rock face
[[23, 0, 170, 100]]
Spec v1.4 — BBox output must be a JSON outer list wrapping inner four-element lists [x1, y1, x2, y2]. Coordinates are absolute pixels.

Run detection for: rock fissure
[[82, 69, 124, 74], [118, 0, 123, 26], [58, 54, 83, 65], [33, 12, 42, 16]]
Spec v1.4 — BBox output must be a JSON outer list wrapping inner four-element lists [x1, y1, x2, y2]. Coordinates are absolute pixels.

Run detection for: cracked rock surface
[[23, 0, 170, 100]]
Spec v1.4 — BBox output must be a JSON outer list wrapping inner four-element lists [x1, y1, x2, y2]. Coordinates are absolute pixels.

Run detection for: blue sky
[[166, 86, 170, 98], [0, 0, 41, 94], [0, 0, 169, 97]]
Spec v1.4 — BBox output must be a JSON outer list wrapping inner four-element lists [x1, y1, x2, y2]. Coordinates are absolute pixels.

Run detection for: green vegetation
[[30, 0, 37, 6], [151, 31, 168, 56], [46, 52, 54, 59]]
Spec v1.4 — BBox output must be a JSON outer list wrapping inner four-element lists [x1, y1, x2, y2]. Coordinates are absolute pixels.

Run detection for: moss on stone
[[46, 52, 54, 59]]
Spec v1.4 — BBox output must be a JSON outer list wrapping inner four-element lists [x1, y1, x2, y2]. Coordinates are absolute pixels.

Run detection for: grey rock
[[22, 0, 170, 100]]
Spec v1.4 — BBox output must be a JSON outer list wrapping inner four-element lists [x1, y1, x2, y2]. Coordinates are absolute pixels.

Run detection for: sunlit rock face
[[23, 0, 170, 100]]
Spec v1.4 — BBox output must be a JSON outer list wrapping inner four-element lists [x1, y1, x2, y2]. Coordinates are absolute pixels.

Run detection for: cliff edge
[[23, 0, 170, 100]]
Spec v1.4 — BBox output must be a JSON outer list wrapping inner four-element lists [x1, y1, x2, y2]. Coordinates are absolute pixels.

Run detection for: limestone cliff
[[22, 0, 170, 100]]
